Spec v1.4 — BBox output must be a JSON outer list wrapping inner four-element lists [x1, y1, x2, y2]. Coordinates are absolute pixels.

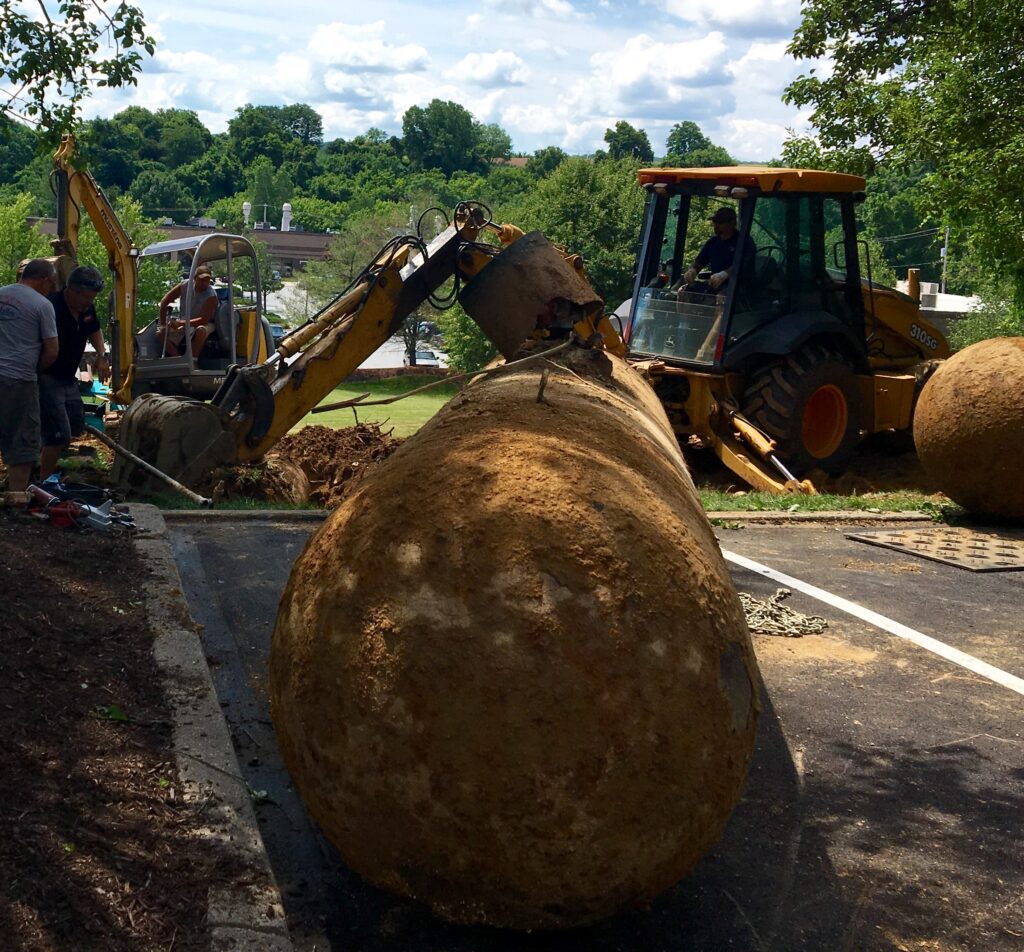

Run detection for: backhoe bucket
[[112, 394, 236, 493], [460, 231, 604, 359]]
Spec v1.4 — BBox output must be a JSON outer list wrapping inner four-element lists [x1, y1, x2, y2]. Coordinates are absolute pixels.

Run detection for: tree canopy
[[603, 121, 654, 163], [402, 100, 480, 176], [785, 0, 1024, 308], [0, 0, 154, 140]]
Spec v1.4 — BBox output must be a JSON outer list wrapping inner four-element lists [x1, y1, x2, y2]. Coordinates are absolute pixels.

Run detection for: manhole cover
[[845, 526, 1024, 572]]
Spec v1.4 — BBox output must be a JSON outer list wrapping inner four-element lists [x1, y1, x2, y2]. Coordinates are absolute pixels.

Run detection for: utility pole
[[940, 225, 950, 294]]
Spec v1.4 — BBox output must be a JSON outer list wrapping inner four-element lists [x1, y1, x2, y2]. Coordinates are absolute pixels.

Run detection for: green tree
[[205, 192, 249, 233], [512, 157, 646, 305], [474, 122, 513, 163], [112, 106, 164, 163], [298, 205, 412, 309], [0, 193, 51, 283], [158, 109, 213, 169], [778, 135, 875, 177], [0, 1, 154, 140], [526, 146, 567, 178], [436, 302, 496, 372], [0, 117, 37, 183], [80, 117, 143, 191], [785, 0, 1024, 312], [674, 145, 734, 168], [603, 121, 654, 163], [179, 139, 245, 209], [279, 104, 324, 145], [287, 196, 347, 233], [665, 121, 711, 158], [402, 100, 480, 175], [129, 170, 196, 223]]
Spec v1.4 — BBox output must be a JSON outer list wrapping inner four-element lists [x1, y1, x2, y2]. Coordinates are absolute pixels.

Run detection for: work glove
[[709, 270, 729, 290], [683, 267, 698, 285]]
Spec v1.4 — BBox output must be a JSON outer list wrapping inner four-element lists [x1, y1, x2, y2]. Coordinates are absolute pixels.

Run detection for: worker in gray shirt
[[0, 258, 59, 493]]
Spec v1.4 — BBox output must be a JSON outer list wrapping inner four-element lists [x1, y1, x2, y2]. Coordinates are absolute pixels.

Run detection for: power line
[[874, 227, 941, 243]]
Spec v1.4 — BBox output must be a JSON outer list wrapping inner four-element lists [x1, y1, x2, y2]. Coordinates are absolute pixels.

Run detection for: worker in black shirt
[[677, 206, 753, 296], [39, 266, 109, 479]]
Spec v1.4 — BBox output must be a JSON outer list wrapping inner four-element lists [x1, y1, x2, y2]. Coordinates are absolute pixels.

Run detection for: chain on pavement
[[739, 588, 828, 637]]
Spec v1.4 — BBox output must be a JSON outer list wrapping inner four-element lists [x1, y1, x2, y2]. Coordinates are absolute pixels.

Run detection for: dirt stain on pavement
[[753, 633, 878, 666], [843, 558, 922, 574]]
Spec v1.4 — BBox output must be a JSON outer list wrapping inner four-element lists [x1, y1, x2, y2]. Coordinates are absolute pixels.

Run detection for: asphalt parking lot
[[170, 516, 1023, 952]]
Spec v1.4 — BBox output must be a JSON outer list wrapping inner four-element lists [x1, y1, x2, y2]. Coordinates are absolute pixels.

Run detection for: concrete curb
[[129, 504, 294, 952], [160, 507, 936, 526]]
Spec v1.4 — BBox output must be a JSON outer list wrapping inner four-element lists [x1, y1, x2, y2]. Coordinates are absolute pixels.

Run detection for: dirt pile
[[914, 337, 1024, 519], [274, 423, 402, 507], [270, 348, 759, 930]]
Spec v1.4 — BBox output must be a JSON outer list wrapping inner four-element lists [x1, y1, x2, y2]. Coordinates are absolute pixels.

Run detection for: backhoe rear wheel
[[742, 344, 861, 477]]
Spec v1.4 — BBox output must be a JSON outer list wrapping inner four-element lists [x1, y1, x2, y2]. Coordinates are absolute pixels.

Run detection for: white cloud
[[722, 118, 791, 161], [447, 50, 529, 87], [482, 0, 579, 18], [307, 21, 429, 73], [657, 0, 800, 36], [523, 38, 568, 58]]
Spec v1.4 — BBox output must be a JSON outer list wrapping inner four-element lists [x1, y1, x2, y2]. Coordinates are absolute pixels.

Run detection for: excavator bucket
[[460, 231, 604, 359], [112, 394, 237, 492]]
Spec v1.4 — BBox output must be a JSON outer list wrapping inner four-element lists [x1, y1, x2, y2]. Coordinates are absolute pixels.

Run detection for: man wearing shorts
[[39, 266, 109, 480], [0, 259, 59, 492], [156, 264, 218, 356]]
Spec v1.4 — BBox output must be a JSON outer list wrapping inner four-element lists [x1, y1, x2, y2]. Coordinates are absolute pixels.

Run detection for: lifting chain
[[738, 588, 827, 637]]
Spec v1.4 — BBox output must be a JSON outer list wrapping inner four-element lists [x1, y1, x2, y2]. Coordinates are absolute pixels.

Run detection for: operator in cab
[[156, 264, 218, 357], [676, 206, 752, 296]]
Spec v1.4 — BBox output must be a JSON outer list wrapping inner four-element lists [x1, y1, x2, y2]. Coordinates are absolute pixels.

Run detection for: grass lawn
[[697, 488, 944, 515], [297, 376, 461, 438]]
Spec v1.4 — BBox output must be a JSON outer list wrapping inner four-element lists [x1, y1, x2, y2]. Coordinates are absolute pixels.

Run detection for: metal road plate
[[845, 525, 1024, 572]]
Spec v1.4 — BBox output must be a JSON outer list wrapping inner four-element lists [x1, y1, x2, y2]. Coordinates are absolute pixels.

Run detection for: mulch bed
[[0, 511, 247, 951]]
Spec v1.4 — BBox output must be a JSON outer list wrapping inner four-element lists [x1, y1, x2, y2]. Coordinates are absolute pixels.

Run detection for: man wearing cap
[[678, 206, 752, 294], [39, 265, 110, 479], [156, 264, 218, 357], [0, 259, 59, 493]]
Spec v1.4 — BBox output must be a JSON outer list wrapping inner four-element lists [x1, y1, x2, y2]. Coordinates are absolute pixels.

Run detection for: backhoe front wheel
[[743, 344, 861, 476]]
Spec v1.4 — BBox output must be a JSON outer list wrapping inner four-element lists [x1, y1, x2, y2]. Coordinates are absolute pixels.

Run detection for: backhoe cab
[[624, 167, 949, 492]]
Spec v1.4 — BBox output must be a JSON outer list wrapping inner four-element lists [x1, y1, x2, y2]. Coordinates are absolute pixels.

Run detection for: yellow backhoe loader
[[613, 166, 950, 492]]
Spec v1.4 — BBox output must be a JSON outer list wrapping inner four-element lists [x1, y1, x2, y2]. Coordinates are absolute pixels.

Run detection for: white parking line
[[722, 550, 1024, 698]]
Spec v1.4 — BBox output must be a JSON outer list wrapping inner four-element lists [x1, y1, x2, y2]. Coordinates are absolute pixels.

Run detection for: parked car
[[404, 349, 440, 368], [270, 324, 287, 345]]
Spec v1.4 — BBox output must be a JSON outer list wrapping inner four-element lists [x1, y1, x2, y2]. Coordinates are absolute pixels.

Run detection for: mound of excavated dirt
[[274, 423, 402, 507], [270, 349, 759, 930], [914, 337, 1024, 519]]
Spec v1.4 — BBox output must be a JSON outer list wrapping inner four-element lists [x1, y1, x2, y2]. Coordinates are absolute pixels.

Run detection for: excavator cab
[[132, 234, 275, 400]]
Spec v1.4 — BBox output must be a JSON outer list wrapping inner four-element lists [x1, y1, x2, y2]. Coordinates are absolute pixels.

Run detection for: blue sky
[[82, 0, 819, 160]]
